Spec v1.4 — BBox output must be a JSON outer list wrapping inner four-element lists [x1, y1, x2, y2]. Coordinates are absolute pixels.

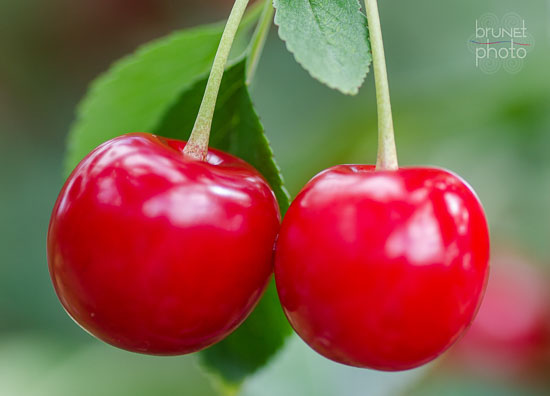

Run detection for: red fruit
[[48, 133, 280, 355], [275, 165, 490, 371], [451, 249, 550, 376]]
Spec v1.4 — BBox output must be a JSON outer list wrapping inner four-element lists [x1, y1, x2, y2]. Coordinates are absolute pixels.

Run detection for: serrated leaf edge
[[273, 0, 372, 95]]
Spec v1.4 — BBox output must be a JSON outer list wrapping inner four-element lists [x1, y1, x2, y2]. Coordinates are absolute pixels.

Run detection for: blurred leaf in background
[[0, 336, 219, 396]]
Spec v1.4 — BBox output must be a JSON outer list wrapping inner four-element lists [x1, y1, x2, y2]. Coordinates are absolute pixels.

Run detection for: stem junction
[[183, 0, 251, 161]]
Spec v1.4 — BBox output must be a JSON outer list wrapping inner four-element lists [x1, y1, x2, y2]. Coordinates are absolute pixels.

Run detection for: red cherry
[[451, 249, 550, 376], [48, 133, 280, 355], [274, 165, 490, 371]]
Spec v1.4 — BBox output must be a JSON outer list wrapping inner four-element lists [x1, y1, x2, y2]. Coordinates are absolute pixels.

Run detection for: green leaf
[[273, 0, 372, 95], [63, 7, 291, 386], [65, 7, 261, 174], [200, 280, 290, 386], [155, 59, 292, 384]]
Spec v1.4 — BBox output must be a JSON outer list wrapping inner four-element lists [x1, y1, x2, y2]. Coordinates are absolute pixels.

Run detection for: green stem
[[183, 0, 251, 161], [364, 0, 398, 171], [246, 0, 274, 85]]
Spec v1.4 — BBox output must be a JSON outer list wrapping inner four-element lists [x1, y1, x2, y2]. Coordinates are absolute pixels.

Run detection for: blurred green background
[[1, 0, 549, 395]]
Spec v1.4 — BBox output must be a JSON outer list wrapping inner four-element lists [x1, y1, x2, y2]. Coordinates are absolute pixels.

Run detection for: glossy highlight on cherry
[[274, 165, 490, 371], [48, 133, 280, 355]]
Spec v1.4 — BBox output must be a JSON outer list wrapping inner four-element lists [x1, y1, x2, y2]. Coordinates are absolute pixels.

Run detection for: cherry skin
[[274, 165, 490, 371], [48, 132, 280, 355]]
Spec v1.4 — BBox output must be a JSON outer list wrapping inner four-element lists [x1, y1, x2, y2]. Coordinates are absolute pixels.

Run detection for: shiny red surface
[[275, 165, 490, 371], [48, 133, 280, 355]]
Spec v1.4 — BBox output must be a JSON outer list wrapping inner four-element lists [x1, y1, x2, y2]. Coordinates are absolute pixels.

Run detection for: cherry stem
[[246, 0, 274, 86], [183, 0, 251, 161], [364, 0, 398, 171]]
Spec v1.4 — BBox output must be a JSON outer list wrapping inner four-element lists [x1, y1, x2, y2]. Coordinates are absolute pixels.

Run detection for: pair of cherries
[[48, 132, 489, 371]]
